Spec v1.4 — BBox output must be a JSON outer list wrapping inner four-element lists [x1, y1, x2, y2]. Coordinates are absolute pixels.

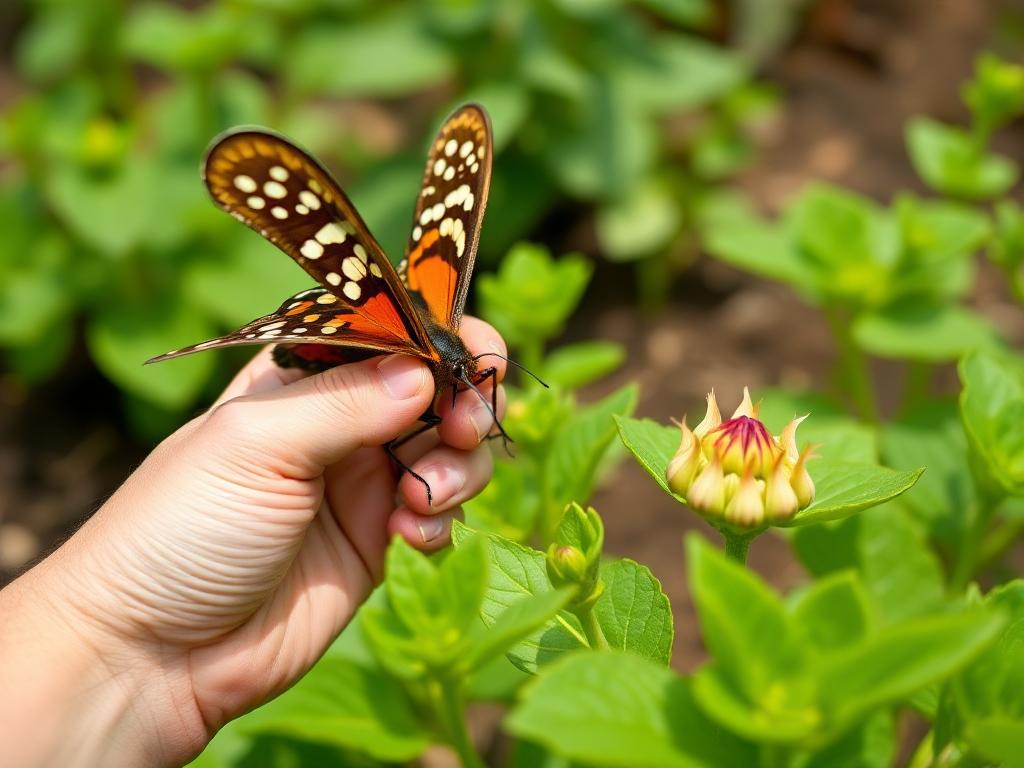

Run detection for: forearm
[[0, 554, 208, 768]]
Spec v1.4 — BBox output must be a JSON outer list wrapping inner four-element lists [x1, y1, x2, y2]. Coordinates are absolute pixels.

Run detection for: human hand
[[0, 317, 506, 767]]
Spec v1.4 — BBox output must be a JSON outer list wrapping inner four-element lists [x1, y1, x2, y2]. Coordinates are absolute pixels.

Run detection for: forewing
[[146, 288, 425, 363], [203, 130, 434, 354], [400, 104, 492, 330]]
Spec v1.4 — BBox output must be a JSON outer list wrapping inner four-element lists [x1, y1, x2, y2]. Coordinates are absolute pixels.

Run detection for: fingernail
[[421, 464, 466, 505], [470, 403, 493, 442], [378, 355, 428, 399], [418, 515, 447, 543]]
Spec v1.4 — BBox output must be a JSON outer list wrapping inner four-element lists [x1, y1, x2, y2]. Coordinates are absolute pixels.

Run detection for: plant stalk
[[722, 530, 753, 565], [429, 677, 485, 768], [576, 604, 609, 650], [825, 308, 879, 423]]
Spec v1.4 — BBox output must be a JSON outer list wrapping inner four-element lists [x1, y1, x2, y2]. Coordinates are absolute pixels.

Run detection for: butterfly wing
[[147, 288, 423, 363], [201, 130, 436, 358], [399, 104, 492, 331]]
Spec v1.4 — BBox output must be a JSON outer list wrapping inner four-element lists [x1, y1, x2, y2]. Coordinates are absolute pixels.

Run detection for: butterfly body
[[148, 105, 502, 499]]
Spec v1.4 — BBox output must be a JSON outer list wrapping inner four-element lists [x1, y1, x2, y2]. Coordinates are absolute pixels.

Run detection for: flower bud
[[548, 504, 605, 607], [764, 454, 800, 522], [667, 418, 701, 495], [694, 390, 722, 438], [791, 445, 818, 509], [546, 545, 589, 588], [724, 466, 765, 527], [663, 388, 819, 530], [687, 454, 726, 517]]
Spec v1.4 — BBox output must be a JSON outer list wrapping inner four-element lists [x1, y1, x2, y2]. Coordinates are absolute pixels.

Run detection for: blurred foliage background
[[0, 0, 776, 430]]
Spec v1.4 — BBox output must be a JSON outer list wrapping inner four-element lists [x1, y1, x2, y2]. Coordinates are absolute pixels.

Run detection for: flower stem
[[428, 677, 485, 768], [825, 308, 879, 423], [576, 604, 609, 650], [722, 530, 753, 565]]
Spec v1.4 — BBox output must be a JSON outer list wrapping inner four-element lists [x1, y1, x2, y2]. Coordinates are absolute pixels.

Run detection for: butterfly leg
[[469, 366, 514, 457], [385, 410, 443, 507]]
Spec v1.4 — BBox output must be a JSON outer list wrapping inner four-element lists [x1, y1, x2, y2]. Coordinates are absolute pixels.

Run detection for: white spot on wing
[[300, 239, 324, 260], [299, 190, 321, 210], [326, 272, 342, 286], [459, 141, 473, 158], [342, 256, 367, 281], [343, 282, 361, 301], [234, 175, 257, 193], [247, 196, 265, 210], [445, 139, 458, 156], [316, 293, 337, 304], [269, 165, 289, 182], [315, 222, 347, 245], [271, 206, 288, 219], [264, 180, 287, 199], [433, 158, 446, 176], [353, 243, 367, 263]]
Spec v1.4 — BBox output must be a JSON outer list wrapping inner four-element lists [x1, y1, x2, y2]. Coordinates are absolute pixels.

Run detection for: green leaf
[[756, 388, 877, 464], [87, 301, 216, 410], [614, 416, 922, 527], [595, 178, 680, 261], [542, 341, 625, 390], [183, 234, 313, 328], [541, 77, 656, 198], [820, 610, 1005, 724], [802, 711, 896, 768], [634, 0, 714, 27], [616, 34, 748, 114], [452, 80, 529, 153], [478, 243, 592, 349], [452, 521, 587, 672], [15, 7, 89, 83], [47, 161, 160, 258], [906, 117, 1018, 200], [240, 658, 430, 761], [287, 14, 455, 97], [703, 207, 813, 293], [959, 349, 1024, 495], [790, 571, 874, 651], [856, 505, 946, 624], [787, 183, 900, 305], [123, 3, 244, 73], [967, 717, 1024, 768], [786, 462, 924, 527], [686, 535, 808, 701], [880, 400, 975, 540], [952, 582, 1024, 754], [385, 534, 487, 638], [852, 302, 1000, 362], [963, 52, 1024, 134], [506, 651, 756, 768], [465, 588, 574, 671], [593, 559, 673, 665], [545, 384, 638, 517]]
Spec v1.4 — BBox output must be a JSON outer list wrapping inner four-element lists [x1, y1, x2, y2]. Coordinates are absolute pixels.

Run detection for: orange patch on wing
[[286, 301, 314, 316]]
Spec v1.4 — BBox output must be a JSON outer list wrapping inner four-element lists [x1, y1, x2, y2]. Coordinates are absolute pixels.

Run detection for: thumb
[[205, 354, 435, 476]]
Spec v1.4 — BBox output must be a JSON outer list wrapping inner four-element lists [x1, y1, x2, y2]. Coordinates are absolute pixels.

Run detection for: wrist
[[0, 555, 209, 767]]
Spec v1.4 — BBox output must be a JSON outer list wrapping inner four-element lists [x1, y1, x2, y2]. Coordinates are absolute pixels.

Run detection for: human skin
[[0, 316, 507, 768]]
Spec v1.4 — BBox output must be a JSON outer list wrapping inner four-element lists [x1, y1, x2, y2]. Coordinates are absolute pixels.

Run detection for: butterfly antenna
[[472, 352, 549, 388], [460, 372, 515, 457]]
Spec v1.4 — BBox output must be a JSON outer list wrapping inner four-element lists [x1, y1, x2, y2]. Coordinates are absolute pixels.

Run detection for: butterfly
[[148, 104, 521, 504]]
